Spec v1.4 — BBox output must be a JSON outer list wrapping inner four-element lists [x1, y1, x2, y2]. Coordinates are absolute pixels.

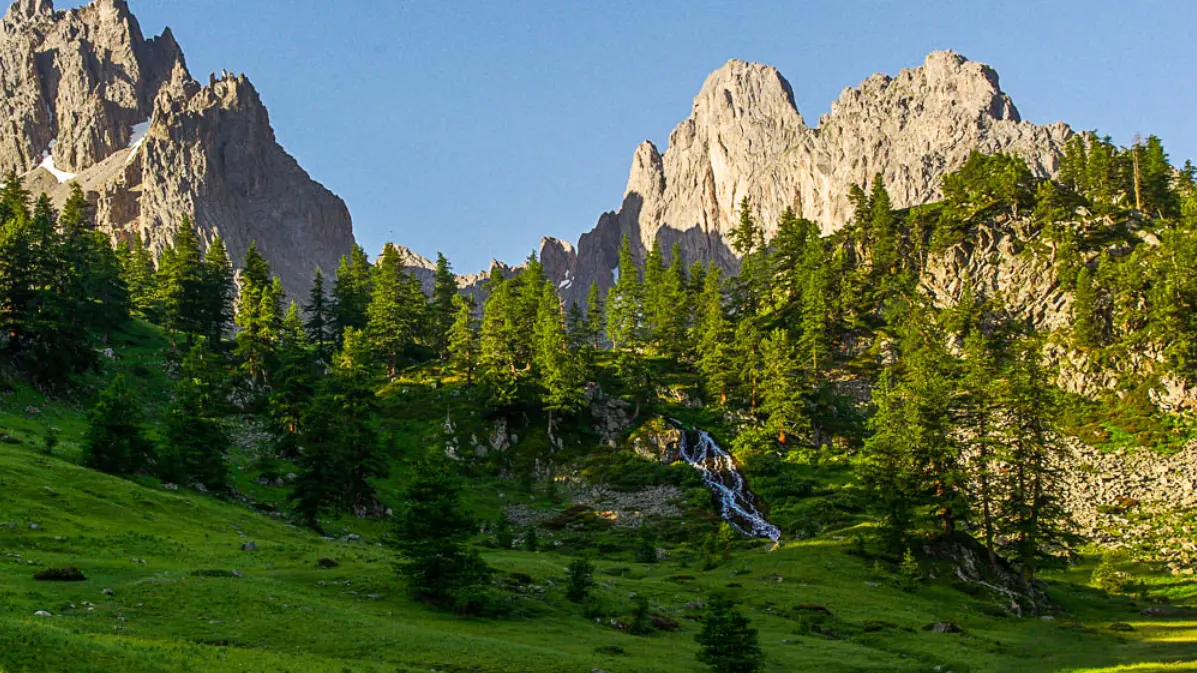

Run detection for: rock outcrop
[[1, 0, 353, 297], [549, 51, 1072, 305]]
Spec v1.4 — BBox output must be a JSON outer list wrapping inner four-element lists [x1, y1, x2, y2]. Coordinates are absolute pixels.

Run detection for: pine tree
[[235, 244, 281, 383], [606, 234, 642, 351], [695, 266, 733, 405], [998, 341, 1076, 581], [729, 197, 766, 315], [760, 328, 810, 448], [694, 595, 764, 673], [122, 233, 158, 320], [447, 294, 478, 385], [331, 244, 373, 345], [533, 281, 585, 428], [565, 557, 595, 603], [430, 252, 457, 358], [642, 238, 667, 350], [202, 236, 234, 345], [393, 454, 491, 607], [82, 374, 155, 475], [859, 369, 918, 552], [583, 281, 605, 349], [960, 327, 1004, 563], [165, 340, 231, 491], [159, 219, 206, 342], [269, 303, 315, 459], [304, 267, 333, 361], [1072, 266, 1099, 349], [478, 271, 523, 406], [367, 243, 422, 378]]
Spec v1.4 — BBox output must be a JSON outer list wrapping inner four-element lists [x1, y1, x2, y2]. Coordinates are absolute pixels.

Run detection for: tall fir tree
[[202, 235, 234, 345], [606, 234, 643, 351], [82, 374, 155, 475], [164, 340, 231, 491], [331, 244, 373, 345], [447, 294, 478, 386], [304, 267, 333, 361], [430, 252, 457, 358]]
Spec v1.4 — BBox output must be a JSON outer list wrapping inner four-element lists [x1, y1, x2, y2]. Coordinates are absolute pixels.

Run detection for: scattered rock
[[316, 557, 339, 569], [651, 612, 680, 631], [102, 588, 114, 596], [923, 621, 964, 634], [24, 406, 40, 415], [162, 483, 178, 491], [241, 542, 257, 552], [1107, 622, 1136, 632], [33, 610, 51, 617]]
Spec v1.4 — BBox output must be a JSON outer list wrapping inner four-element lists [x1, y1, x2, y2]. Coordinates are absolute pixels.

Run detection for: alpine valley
[[1, 2, 1195, 672]]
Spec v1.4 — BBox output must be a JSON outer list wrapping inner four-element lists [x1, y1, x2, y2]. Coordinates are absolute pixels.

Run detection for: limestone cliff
[[546, 51, 1071, 304], [1, 0, 354, 297]]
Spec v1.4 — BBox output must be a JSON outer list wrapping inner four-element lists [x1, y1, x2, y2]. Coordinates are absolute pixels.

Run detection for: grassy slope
[[2, 327, 1196, 672]]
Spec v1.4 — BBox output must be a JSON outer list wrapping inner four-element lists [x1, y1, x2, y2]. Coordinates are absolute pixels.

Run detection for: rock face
[[1, 0, 353, 297], [548, 51, 1071, 305]]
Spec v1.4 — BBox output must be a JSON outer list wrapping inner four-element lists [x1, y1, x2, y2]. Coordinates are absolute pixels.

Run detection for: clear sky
[[111, 0, 1197, 273]]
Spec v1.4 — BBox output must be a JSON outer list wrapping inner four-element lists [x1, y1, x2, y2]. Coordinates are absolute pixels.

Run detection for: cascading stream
[[675, 425, 781, 542]]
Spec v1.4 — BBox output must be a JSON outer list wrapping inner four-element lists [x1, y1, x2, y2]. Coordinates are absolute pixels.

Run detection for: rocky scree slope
[[0, 0, 354, 297]]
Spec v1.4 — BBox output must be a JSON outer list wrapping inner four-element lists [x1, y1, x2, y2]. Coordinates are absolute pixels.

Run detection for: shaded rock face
[[2, 0, 353, 297], [550, 51, 1072, 305]]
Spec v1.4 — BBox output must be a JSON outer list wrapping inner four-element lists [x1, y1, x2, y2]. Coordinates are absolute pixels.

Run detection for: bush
[[1091, 554, 1128, 594], [898, 548, 921, 592], [566, 558, 595, 603], [34, 567, 86, 582], [316, 557, 339, 569]]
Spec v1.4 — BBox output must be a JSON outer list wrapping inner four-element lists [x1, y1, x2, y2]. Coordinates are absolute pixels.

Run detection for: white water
[[676, 425, 781, 541]]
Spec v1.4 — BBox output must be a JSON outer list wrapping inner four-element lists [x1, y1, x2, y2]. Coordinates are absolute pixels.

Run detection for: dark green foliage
[[331, 244, 373, 344], [201, 235, 235, 345], [367, 242, 424, 378], [628, 594, 653, 636], [447, 294, 478, 385], [163, 341, 231, 491], [33, 567, 86, 582], [565, 557, 594, 603], [234, 243, 282, 383], [82, 374, 155, 475], [606, 235, 642, 351], [304, 267, 333, 361], [695, 595, 764, 673], [430, 252, 457, 358], [392, 455, 491, 609]]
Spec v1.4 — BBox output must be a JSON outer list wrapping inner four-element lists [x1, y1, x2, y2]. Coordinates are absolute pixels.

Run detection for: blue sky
[[113, 0, 1197, 273]]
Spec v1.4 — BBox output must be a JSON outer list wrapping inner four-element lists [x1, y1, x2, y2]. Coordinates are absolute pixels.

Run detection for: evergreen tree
[[447, 294, 479, 385], [331, 244, 373, 344], [431, 252, 457, 358], [533, 281, 585, 427], [998, 342, 1076, 581], [159, 219, 206, 342], [202, 235, 234, 345], [960, 327, 1004, 563], [82, 374, 155, 475], [760, 328, 810, 448], [565, 557, 595, 603], [304, 267, 333, 361], [367, 243, 421, 377], [1072, 266, 1099, 348], [729, 197, 766, 315], [606, 234, 643, 351], [583, 281, 605, 349], [392, 454, 491, 608], [269, 303, 315, 459], [235, 242, 281, 382], [695, 266, 734, 405], [478, 271, 523, 406], [122, 233, 158, 320], [165, 340, 231, 491], [695, 595, 764, 673]]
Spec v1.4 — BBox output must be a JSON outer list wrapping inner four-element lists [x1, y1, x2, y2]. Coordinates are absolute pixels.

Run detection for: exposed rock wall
[[2, 0, 354, 297], [547, 51, 1072, 305]]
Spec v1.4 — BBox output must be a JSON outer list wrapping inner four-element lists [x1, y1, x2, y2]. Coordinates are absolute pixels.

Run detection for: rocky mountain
[[0, 0, 353, 297], [541, 51, 1073, 305]]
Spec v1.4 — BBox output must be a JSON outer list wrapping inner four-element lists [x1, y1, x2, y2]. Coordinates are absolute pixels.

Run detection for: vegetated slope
[[1, 326, 1195, 673]]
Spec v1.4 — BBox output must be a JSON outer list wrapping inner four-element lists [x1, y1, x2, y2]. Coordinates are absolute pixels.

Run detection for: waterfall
[[676, 425, 781, 542]]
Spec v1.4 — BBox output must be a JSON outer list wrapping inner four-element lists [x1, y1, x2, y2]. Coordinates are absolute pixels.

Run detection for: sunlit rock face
[[551, 51, 1071, 306], [1, 0, 354, 297]]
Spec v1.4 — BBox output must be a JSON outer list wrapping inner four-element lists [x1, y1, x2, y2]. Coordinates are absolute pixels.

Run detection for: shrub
[[566, 558, 595, 603], [34, 567, 86, 582]]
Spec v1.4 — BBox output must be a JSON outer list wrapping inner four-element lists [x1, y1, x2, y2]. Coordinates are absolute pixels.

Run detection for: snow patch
[[38, 151, 76, 183], [558, 279, 572, 290], [125, 120, 151, 164]]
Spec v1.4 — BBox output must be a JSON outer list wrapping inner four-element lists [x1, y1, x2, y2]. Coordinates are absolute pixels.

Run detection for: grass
[[1, 325, 1195, 671]]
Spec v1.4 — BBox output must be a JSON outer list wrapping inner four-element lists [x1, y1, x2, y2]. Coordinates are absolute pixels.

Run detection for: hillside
[[2, 326, 1196, 673]]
